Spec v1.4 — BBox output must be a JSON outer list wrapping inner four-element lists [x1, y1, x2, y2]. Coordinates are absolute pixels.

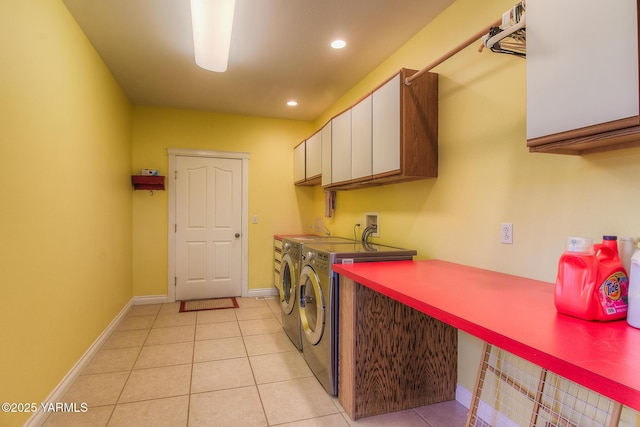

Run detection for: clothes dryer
[[279, 236, 355, 350], [298, 242, 416, 395]]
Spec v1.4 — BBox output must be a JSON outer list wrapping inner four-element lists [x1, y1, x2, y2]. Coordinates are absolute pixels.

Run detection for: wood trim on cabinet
[[528, 117, 640, 155], [299, 174, 321, 186], [401, 69, 439, 178], [527, 116, 640, 155]]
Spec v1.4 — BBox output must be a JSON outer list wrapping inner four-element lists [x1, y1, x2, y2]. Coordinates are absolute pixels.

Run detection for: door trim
[[167, 148, 250, 302]]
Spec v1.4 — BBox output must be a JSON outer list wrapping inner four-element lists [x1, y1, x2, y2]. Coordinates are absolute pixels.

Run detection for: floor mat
[[179, 297, 239, 312]]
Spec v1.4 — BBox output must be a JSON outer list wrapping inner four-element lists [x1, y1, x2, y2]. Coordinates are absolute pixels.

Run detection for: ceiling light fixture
[[287, 100, 298, 106], [330, 39, 347, 49], [190, 0, 236, 72]]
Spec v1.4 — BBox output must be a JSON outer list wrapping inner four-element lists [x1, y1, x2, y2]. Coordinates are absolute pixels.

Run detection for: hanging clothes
[[481, 1, 526, 58], [324, 190, 335, 218]]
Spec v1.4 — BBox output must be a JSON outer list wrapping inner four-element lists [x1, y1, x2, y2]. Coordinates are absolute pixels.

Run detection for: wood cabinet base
[[338, 277, 457, 420], [527, 117, 640, 155]]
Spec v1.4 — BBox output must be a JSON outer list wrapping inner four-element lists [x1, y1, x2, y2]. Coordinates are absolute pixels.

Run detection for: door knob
[[235, 233, 240, 238]]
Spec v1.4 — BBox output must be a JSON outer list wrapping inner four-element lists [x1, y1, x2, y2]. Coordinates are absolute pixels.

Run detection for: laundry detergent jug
[[627, 244, 640, 328], [555, 236, 629, 321]]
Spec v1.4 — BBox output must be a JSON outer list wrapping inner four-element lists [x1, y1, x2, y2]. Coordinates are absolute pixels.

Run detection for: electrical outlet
[[501, 223, 513, 244]]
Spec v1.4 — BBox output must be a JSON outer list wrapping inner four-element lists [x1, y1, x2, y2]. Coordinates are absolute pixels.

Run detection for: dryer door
[[299, 264, 324, 345], [280, 253, 296, 315]]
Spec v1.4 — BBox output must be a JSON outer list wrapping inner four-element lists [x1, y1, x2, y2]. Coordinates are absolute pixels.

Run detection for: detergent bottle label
[[597, 271, 629, 316]]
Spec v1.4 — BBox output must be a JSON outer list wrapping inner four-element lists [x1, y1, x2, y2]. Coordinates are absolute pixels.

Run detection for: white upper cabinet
[[293, 142, 305, 184], [526, 0, 640, 154], [331, 109, 352, 185], [321, 121, 332, 187], [351, 95, 373, 181], [329, 69, 437, 189], [306, 131, 322, 179], [296, 68, 438, 189], [293, 131, 322, 186], [372, 74, 401, 175]]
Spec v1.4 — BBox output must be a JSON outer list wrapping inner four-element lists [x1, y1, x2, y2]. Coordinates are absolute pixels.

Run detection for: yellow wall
[[131, 107, 314, 296], [310, 0, 640, 394], [0, 1, 132, 425]]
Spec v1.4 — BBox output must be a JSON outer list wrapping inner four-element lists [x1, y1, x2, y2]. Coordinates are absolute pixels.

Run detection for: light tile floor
[[43, 297, 468, 426]]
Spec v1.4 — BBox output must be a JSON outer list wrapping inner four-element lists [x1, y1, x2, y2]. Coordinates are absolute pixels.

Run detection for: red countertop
[[332, 259, 640, 411]]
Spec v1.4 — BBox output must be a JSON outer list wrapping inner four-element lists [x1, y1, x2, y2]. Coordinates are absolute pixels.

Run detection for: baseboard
[[25, 298, 134, 427], [132, 294, 169, 305], [246, 287, 278, 298], [455, 383, 518, 426], [456, 384, 472, 408], [133, 291, 275, 303]]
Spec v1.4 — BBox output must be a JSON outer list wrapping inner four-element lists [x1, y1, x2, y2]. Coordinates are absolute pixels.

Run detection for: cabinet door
[[351, 95, 373, 181], [306, 131, 322, 179], [372, 74, 401, 175], [293, 142, 305, 183], [321, 122, 332, 187], [331, 109, 352, 184], [527, 0, 639, 141]]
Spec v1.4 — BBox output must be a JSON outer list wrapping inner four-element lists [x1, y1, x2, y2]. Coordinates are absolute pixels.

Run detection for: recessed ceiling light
[[287, 100, 298, 106], [331, 39, 347, 49]]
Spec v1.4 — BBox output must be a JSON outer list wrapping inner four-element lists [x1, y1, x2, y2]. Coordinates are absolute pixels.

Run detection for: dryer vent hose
[[361, 225, 377, 242]]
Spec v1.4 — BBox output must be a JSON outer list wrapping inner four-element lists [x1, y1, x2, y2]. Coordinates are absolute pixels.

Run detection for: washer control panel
[[283, 239, 300, 259], [309, 250, 330, 275]]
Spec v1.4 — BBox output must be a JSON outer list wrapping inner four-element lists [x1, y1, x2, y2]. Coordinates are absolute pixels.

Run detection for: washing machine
[[298, 241, 416, 395], [279, 236, 355, 350]]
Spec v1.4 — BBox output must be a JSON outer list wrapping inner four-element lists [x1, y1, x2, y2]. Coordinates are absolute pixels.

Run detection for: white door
[[175, 156, 242, 300]]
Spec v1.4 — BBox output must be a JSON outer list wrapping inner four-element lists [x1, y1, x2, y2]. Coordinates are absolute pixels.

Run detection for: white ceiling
[[61, 0, 454, 121]]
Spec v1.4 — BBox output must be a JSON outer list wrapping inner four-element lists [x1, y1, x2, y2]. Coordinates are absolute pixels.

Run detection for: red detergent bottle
[[555, 236, 629, 321]]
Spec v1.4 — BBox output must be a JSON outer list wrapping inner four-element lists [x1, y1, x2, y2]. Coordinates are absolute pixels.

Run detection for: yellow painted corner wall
[[0, 1, 133, 426], [131, 107, 314, 296], [312, 0, 640, 396]]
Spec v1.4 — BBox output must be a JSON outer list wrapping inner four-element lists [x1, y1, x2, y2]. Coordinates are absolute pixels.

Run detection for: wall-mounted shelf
[[131, 175, 165, 191]]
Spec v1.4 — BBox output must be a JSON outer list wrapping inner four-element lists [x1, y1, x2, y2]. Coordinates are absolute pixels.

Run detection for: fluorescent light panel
[[190, 0, 236, 72]]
